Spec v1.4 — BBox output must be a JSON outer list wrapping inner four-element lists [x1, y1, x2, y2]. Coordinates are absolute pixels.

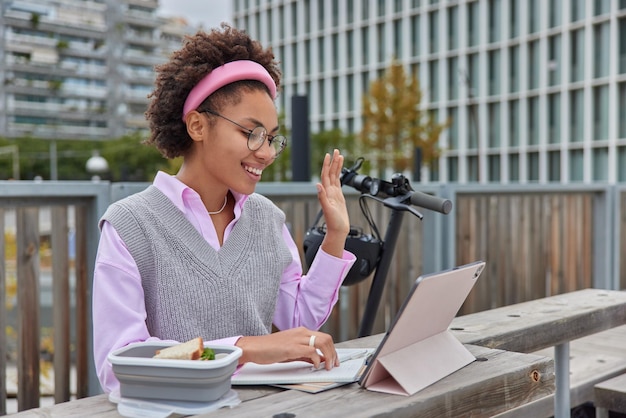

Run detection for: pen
[[310, 349, 372, 371]]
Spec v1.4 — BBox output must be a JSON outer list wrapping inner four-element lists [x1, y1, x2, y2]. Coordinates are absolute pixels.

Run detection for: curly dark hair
[[144, 24, 281, 159]]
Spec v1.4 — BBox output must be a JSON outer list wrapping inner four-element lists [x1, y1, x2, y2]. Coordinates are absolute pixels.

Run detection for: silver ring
[[309, 335, 316, 347]]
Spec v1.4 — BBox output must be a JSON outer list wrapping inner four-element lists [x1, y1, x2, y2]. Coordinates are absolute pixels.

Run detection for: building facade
[[233, 0, 626, 184], [0, 0, 192, 141]]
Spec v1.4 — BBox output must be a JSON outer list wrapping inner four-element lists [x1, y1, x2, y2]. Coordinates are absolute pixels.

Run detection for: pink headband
[[182, 60, 277, 121]]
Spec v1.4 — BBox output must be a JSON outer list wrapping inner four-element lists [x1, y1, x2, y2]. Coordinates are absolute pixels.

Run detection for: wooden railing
[[0, 181, 624, 414]]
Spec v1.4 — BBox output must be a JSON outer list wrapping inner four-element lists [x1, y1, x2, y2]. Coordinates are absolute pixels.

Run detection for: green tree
[[360, 61, 449, 176], [310, 128, 357, 177]]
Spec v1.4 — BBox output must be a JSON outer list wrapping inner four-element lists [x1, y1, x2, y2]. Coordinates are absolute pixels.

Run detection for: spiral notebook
[[231, 348, 374, 386]]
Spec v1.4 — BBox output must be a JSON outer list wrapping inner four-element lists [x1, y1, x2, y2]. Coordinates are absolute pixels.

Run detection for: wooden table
[[450, 288, 626, 417], [11, 334, 553, 418]]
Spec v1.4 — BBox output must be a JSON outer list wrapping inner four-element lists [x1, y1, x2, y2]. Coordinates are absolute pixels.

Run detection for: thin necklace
[[208, 195, 228, 215]]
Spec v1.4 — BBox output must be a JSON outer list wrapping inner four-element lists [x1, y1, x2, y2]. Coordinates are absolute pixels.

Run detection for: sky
[[157, 0, 232, 29]]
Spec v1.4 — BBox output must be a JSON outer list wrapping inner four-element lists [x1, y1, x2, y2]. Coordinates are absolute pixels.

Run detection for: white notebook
[[231, 348, 373, 385]]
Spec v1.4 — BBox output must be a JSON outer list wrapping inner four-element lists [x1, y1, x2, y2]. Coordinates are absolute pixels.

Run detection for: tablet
[[359, 260, 486, 396]]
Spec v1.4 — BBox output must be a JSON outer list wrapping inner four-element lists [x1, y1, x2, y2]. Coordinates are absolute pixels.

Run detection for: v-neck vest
[[100, 186, 292, 342]]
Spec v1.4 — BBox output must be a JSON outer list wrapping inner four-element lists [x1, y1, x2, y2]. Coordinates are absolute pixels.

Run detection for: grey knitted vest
[[100, 186, 292, 342]]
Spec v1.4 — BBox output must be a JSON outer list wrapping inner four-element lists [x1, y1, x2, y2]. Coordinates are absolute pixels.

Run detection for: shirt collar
[[153, 171, 249, 214]]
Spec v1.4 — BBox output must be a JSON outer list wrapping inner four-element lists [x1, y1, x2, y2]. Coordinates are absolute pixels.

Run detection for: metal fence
[[0, 180, 624, 413]]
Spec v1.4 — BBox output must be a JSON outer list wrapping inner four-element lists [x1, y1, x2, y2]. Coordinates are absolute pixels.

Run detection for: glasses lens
[[248, 127, 286, 157], [248, 126, 267, 151], [271, 135, 287, 156]]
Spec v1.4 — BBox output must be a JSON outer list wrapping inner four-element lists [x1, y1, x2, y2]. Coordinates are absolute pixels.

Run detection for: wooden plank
[[0, 208, 6, 415], [51, 206, 70, 403], [74, 205, 89, 399], [16, 207, 40, 411], [451, 289, 626, 353]]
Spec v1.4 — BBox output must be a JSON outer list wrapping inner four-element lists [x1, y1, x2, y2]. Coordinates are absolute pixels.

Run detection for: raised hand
[[316, 149, 350, 258]]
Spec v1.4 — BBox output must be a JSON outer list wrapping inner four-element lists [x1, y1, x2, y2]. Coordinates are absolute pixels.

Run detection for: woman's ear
[[185, 111, 207, 142]]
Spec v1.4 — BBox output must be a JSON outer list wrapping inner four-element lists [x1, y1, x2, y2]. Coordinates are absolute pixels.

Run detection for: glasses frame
[[200, 109, 287, 158]]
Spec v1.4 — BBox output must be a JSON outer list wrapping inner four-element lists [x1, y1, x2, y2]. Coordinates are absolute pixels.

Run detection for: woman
[[92, 25, 355, 393]]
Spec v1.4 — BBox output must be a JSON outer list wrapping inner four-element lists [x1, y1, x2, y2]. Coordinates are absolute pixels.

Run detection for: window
[[488, 155, 500, 182], [448, 157, 459, 181], [528, 40, 539, 90], [570, 89, 585, 142], [619, 147, 626, 182], [528, 0, 540, 33], [549, 0, 561, 28], [468, 105, 479, 149], [448, 56, 459, 100], [361, 27, 369, 65], [509, 0, 519, 38], [488, 50, 500, 95], [468, 156, 479, 182], [618, 18, 626, 74], [291, 2, 298, 37], [362, 0, 369, 21], [332, 0, 339, 27], [593, 85, 609, 140], [509, 46, 519, 92], [592, 148, 608, 181], [377, 23, 385, 62], [332, 34, 339, 71], [448, 107, 459, 149], [468, 2, 479, 46], [412, 15, 420, 57], [468, 53, 479, 96], [488, 0, 501, 43], [346, 31, 354, 68], [548, 35, 561, 86], [448, 6, 458, 50], [509, 100, 519, 147], [304, 40, 311, 75], [594, 23, 610, 78], [509, 154, 519, 181], [318, 38, 325, 72], [347, 74, 354, 111], [394, 0, 403, 13], [569, 149, 584, 181], [527, 152, 539, 182], [620, 82, 626, 138], [547, 93, 561, 144], [488, 103, 501, 147], [347, 0, 354, 24], [527, 97, 539, 146], [317, 1, 324, 30], [332, 77, 339, 113], [429, 60, 439, 102], [429, 11, 439, 53], [594, 0, 610, 16], [572, 0, 585, 21], [570, 29, 585, 82], [393, 20, 403, 58], [548, 151, 560, 182]]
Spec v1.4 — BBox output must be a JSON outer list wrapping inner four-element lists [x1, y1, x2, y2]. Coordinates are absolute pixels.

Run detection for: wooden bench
[[450, 289, 626, 418], [495, 325, 626, 417], [595, 373, 626, 418]]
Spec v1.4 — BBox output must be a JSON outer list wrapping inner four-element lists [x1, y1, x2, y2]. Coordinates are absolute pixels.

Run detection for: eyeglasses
[[200, 109, 287, 158]]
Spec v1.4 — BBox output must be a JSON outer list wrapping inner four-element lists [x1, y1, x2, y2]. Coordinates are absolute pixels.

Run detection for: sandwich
[[153, 337, 204, 360]]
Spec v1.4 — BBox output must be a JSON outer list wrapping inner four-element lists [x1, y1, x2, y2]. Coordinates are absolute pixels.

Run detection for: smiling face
[[179, 89, 280, 198]]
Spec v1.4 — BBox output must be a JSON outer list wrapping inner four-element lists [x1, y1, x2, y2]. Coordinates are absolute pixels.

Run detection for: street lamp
[[85, 150, 108, 181]]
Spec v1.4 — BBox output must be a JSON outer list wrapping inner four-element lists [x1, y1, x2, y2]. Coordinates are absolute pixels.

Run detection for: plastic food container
[[108, 342, 242, 402]]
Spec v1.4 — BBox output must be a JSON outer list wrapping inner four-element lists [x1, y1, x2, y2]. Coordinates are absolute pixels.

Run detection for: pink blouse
[[92, 172, 356, 393]]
